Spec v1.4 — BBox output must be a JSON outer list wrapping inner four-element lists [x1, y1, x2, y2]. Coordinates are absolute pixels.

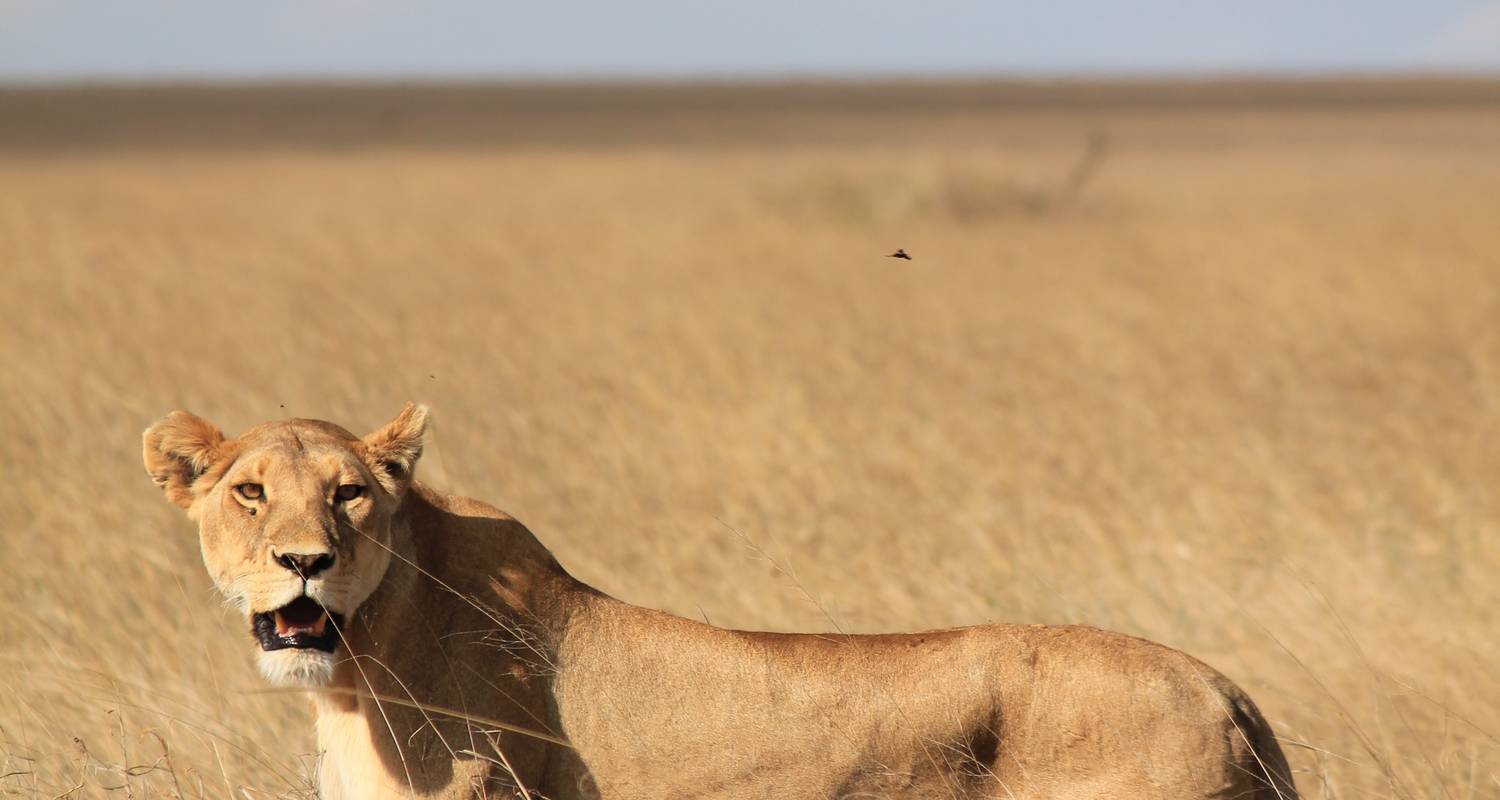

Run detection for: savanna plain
[[1, 81, 1498, 798]]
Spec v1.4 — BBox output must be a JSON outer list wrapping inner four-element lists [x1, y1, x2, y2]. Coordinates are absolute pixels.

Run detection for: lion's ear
[[143, 411, 229, 509], [362, 403, 428, 495]]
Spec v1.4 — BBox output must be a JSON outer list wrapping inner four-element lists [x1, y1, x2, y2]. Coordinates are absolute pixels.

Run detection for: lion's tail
[[1229, 691, 1299, 800]]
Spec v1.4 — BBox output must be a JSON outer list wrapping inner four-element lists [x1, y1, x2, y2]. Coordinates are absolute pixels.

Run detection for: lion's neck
[[310, 482, 590, 796], [347, 480, 588, 657]]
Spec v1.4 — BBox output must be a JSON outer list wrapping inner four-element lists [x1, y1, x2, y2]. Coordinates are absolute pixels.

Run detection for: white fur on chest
[[315, 706, 409, 799]]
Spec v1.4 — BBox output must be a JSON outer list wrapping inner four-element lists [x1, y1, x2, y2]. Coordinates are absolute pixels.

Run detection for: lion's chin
[[256, 648, 338, 688]]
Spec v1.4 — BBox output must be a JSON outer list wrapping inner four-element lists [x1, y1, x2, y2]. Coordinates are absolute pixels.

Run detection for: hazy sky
[[2, 1, 1498, 80]]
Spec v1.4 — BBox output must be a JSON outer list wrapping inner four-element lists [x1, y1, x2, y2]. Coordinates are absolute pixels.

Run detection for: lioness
[[143, 405, 1297, 799]]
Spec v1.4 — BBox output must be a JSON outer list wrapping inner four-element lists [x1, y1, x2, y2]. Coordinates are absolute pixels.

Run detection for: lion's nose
[[274, 551, 335, 578]]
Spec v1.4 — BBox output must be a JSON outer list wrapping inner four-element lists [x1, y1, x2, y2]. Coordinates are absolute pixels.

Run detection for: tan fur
[[144, 407, 1299, 800]]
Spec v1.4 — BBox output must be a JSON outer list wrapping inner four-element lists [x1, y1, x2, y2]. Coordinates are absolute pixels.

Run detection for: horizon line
[[4, 66, 1499, 90]]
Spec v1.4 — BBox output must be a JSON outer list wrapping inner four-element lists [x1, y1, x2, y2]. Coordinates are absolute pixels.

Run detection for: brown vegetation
[[1, 80, 1497, 797]]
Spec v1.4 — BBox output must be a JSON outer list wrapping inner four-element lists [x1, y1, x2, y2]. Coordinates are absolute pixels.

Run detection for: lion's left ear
[[143, 410, 231, 510], [361, 403, 428, 495]]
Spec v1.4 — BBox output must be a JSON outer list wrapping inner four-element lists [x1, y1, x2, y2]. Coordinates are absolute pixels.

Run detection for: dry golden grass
[[1, 81, 1498, 798]]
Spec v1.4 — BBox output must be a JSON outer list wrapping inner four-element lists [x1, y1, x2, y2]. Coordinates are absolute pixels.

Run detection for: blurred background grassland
[[1, 79, 1498, 797]]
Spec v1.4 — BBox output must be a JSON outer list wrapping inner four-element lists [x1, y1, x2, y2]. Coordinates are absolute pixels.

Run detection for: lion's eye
[[335, 484, 364, 502], [236, 483, 264, 501]]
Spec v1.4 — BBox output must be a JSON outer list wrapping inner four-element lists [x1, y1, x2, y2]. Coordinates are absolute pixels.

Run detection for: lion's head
[[142, 404, 427, 687]]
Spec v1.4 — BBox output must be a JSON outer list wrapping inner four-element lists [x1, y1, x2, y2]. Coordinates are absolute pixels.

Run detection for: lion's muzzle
[[252, 596, 343, 653]]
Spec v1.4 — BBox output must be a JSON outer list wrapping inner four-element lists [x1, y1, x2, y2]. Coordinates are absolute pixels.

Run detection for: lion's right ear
[[143, 411, 229, 509], [361, 403, 429, 496]]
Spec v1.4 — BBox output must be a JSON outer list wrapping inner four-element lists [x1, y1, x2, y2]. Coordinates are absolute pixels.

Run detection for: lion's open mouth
[[252, 596, 343, 652]]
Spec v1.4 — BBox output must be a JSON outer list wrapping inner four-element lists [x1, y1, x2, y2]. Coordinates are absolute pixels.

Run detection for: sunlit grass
[[0, 83, 1497, 797]]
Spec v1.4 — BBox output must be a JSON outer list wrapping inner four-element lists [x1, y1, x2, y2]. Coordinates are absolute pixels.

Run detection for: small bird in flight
[[888, 249, 912, 260]]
